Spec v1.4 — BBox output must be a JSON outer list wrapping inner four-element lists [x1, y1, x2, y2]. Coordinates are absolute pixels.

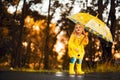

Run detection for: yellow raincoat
[[68, 34, 89, 59]]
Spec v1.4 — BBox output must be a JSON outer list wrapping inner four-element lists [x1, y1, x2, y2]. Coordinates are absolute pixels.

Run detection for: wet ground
[[0, 71, 120, 80]]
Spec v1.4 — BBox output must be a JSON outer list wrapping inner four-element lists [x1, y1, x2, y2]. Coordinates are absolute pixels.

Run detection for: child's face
[[75, 24, 84, 34]]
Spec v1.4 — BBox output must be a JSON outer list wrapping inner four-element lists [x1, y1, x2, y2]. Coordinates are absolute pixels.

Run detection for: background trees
[[0, 0, 120, 70]]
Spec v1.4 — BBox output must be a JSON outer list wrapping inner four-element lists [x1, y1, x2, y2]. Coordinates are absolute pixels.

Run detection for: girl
[[68, 22, 89, 74]]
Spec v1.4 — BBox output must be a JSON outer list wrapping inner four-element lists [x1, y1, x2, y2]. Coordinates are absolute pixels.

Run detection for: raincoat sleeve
[[81, 35, 89, 46]]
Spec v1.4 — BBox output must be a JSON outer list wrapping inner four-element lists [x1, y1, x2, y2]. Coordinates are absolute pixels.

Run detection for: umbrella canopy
[[67, 12, 113, 42]]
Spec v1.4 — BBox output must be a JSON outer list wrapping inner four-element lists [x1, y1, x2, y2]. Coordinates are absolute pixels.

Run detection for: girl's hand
[[84, 32, 88, 36]]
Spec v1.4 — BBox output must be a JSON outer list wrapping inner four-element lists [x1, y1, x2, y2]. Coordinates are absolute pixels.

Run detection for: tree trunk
[[106, 0, 116, 62], [0, 0, 3, 26], [43, 0, 51, 69], [98, 0, 114, 63], [107, 0, 116, 38], [14, 0, 26, 68]]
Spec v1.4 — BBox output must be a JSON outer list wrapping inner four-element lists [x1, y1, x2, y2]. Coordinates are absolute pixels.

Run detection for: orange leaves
[[24, 16, 35, 28], [2, 27, 9, 36], [49, 23, 56, 35], [24, 15, 57, 35]]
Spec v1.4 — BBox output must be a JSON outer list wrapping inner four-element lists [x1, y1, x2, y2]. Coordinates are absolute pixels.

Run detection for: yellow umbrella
[[67, 12, 113, 42]]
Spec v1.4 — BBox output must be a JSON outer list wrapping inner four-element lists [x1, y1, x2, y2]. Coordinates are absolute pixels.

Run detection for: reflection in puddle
[[55, 72, 64, 76]]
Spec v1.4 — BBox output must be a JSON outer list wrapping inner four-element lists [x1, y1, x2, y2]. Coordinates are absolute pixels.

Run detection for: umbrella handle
[[79, 35, 86, 45], [96, 13, 99, 17]]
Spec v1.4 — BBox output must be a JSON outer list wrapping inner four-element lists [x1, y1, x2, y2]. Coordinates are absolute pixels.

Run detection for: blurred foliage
[[0, 0, 120, 72]]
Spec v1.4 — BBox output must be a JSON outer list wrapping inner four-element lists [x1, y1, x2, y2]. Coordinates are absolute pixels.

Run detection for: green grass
[[0, 62, 120, 73], [84, 62, 120, 73]]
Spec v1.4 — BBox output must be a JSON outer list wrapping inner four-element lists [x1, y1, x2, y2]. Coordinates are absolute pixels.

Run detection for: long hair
[[72, 23, 85, 36]]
